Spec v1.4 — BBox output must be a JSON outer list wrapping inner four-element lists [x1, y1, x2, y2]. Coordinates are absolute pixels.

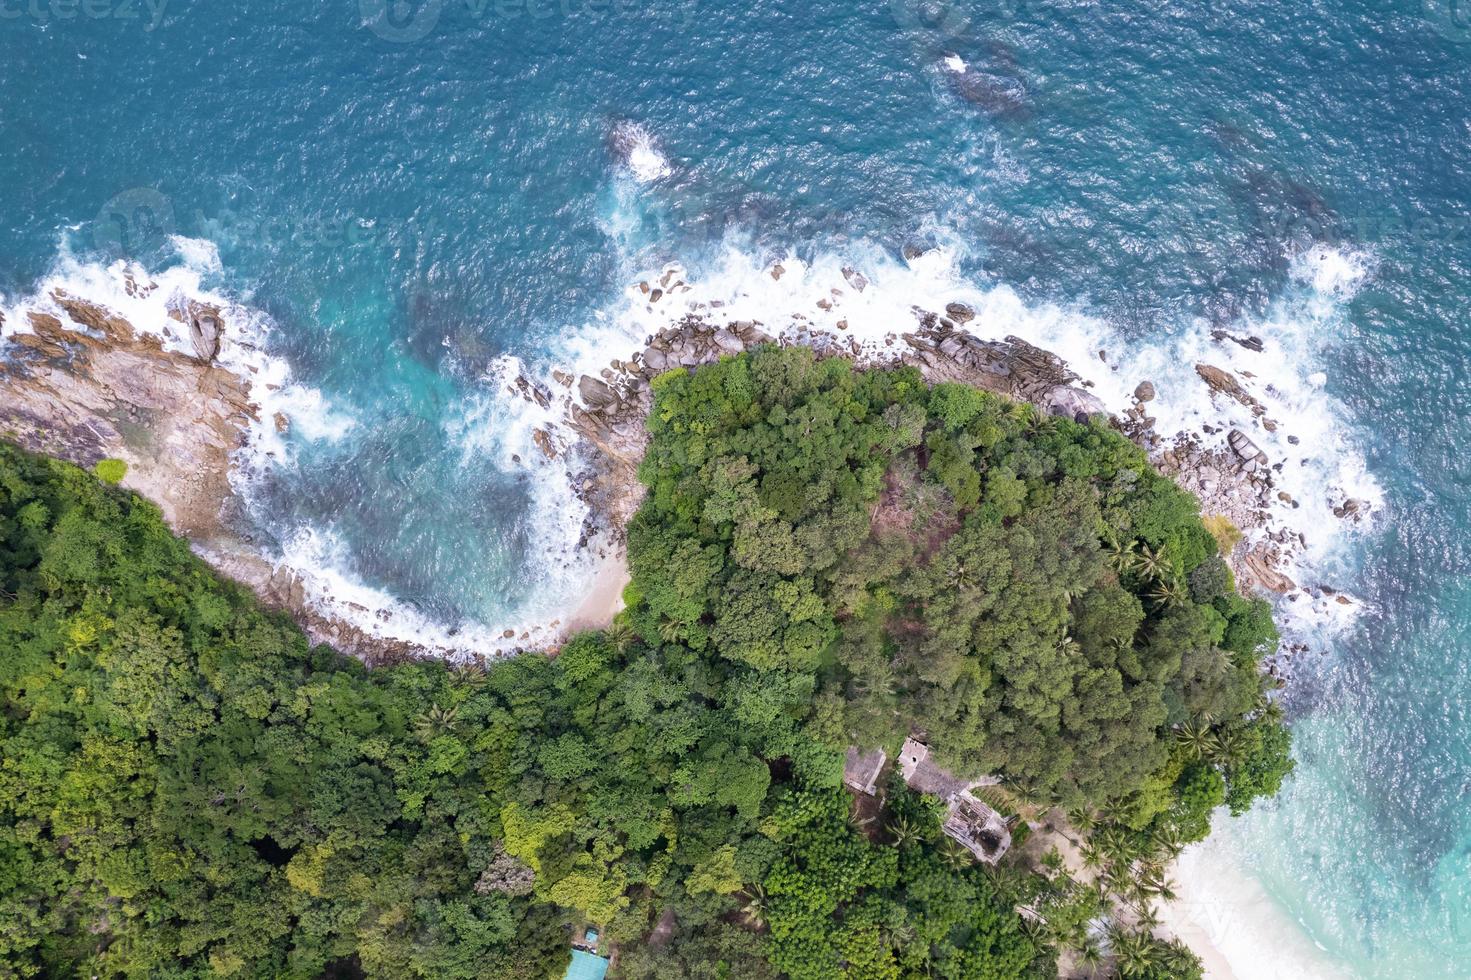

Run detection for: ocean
[[2, 1, 1468, 975]]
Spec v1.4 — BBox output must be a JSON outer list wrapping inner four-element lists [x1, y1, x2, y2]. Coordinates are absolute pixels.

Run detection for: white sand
[[1159, 842, 1351, 980], [563, 553, 631, 634]]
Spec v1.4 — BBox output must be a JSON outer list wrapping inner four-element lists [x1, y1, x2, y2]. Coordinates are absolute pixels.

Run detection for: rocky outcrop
[[0, 294, 253, 537], [550, 297, 1352, 612], [1196, 363, 1269, 419]]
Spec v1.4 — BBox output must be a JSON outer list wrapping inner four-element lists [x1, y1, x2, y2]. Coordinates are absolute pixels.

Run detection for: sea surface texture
[[3, 1, 1469, 975]]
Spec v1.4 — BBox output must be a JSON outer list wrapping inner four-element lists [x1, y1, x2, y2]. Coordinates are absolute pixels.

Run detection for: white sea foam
[[556, 228, 1381, 641], [0, 240, 618, 660], [277, 523, 563, 656], [1161, 837, 1353, 979], [168, 234, 223, 274], [610, 120, 672, 183], [0, 240, 354, 480], [2, 217, 1382, 667], [943, 53, 968, 73]]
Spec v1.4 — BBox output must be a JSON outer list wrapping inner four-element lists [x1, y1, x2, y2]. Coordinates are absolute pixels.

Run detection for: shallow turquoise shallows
[[4, 1, 1470, 975]]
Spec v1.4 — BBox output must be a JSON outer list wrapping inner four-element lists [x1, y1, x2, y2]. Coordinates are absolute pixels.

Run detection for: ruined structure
[[897, 737, 1011, 864]]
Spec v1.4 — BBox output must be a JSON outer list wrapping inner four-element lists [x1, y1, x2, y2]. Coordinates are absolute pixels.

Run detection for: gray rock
[[944, 302, 975, 324], [578, 375, 618, 409], [641, 347, 668, 372], [189, 310, 222, 363], [1043, 385, 1107, 418], [711, 329, 743, 353], [1134, 380, 1156, 402], [1228, 428, 1269, 464]]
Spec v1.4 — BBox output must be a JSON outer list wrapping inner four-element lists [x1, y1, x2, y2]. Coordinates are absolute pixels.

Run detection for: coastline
[[0, 260, 1376, 978], [563, 553, 632, 636], [1159, 837, 1351, 980]]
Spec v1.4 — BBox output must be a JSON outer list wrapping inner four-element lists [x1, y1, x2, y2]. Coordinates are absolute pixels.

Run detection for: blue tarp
[[563, 950, 610, 980]]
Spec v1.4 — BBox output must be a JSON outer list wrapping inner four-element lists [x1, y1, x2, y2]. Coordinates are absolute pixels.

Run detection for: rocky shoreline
[[1, 270, 1366, 664]]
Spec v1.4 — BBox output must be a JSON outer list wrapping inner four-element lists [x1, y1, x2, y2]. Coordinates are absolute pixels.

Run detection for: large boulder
[[578, 375, 619, 409], [1044, 385, 1107, 419]]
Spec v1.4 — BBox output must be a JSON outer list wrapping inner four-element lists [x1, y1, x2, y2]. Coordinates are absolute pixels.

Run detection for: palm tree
[[1067, 806, 1097, 837], [451, 661, 486, 689], [1150, 825, 1186, 860], [739, 884, 768, 928], [604, 620, 637, 655], [1096, 827, 1136, 864], [1078, 840, 1106, 871], [657, 617, 686, 644], [1133, 901, 1161, 932], [1109, 927, 1159, 978], [1075, 938, 1106, 978], [1136, 866, 1177, 903], [887, 815, 920, 847], [1215, 730, 1248, 767], [1174, 721, 1219, 761], [1134, 543, 1173, 581], [940, 839, 973, 870], [1103, 534, 1138, 574], [1148, 577, 1188, 607], [413, 703, 460, 740]]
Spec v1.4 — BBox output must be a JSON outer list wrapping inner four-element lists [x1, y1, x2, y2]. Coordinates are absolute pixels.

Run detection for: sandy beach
[[1159, 840, 1351, 980], [564, 553, 632, 635]]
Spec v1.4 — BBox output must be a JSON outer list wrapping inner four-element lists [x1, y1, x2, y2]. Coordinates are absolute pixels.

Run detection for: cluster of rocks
[[0, 292, 251, 538], [898, 312, 1108, 419]]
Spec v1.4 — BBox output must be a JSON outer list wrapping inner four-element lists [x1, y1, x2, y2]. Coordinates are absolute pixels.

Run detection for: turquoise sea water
[[3, 1, 1470, 975]]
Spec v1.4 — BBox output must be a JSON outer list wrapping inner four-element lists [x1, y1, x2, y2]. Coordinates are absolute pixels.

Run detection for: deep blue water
[[4, 1, 1470, 974]]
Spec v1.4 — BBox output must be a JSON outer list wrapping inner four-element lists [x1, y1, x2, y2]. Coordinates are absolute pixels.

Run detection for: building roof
[[897, 736, 973, 799], [943, 790, 1013, 864], [897, 737, 1012, 864], [843, 746, 887, 796]]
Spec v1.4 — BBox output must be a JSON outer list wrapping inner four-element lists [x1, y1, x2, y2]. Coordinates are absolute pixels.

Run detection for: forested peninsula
[[0, 348, 1291, 978]]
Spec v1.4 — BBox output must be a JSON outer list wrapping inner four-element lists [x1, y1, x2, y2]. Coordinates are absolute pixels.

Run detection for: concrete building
[[843, 746, 887, 796], [897, 736, 1011, 864]]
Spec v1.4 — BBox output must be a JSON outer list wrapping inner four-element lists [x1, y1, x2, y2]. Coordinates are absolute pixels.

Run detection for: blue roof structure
[[563, 949, 609, 980]]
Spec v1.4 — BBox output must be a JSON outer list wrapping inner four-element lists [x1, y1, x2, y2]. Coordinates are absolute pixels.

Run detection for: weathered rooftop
[[943, 791, 1013, 864], [898, 736, 996, 799], [897, 737, 1011, 864], [843, 746, 887, 797]]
